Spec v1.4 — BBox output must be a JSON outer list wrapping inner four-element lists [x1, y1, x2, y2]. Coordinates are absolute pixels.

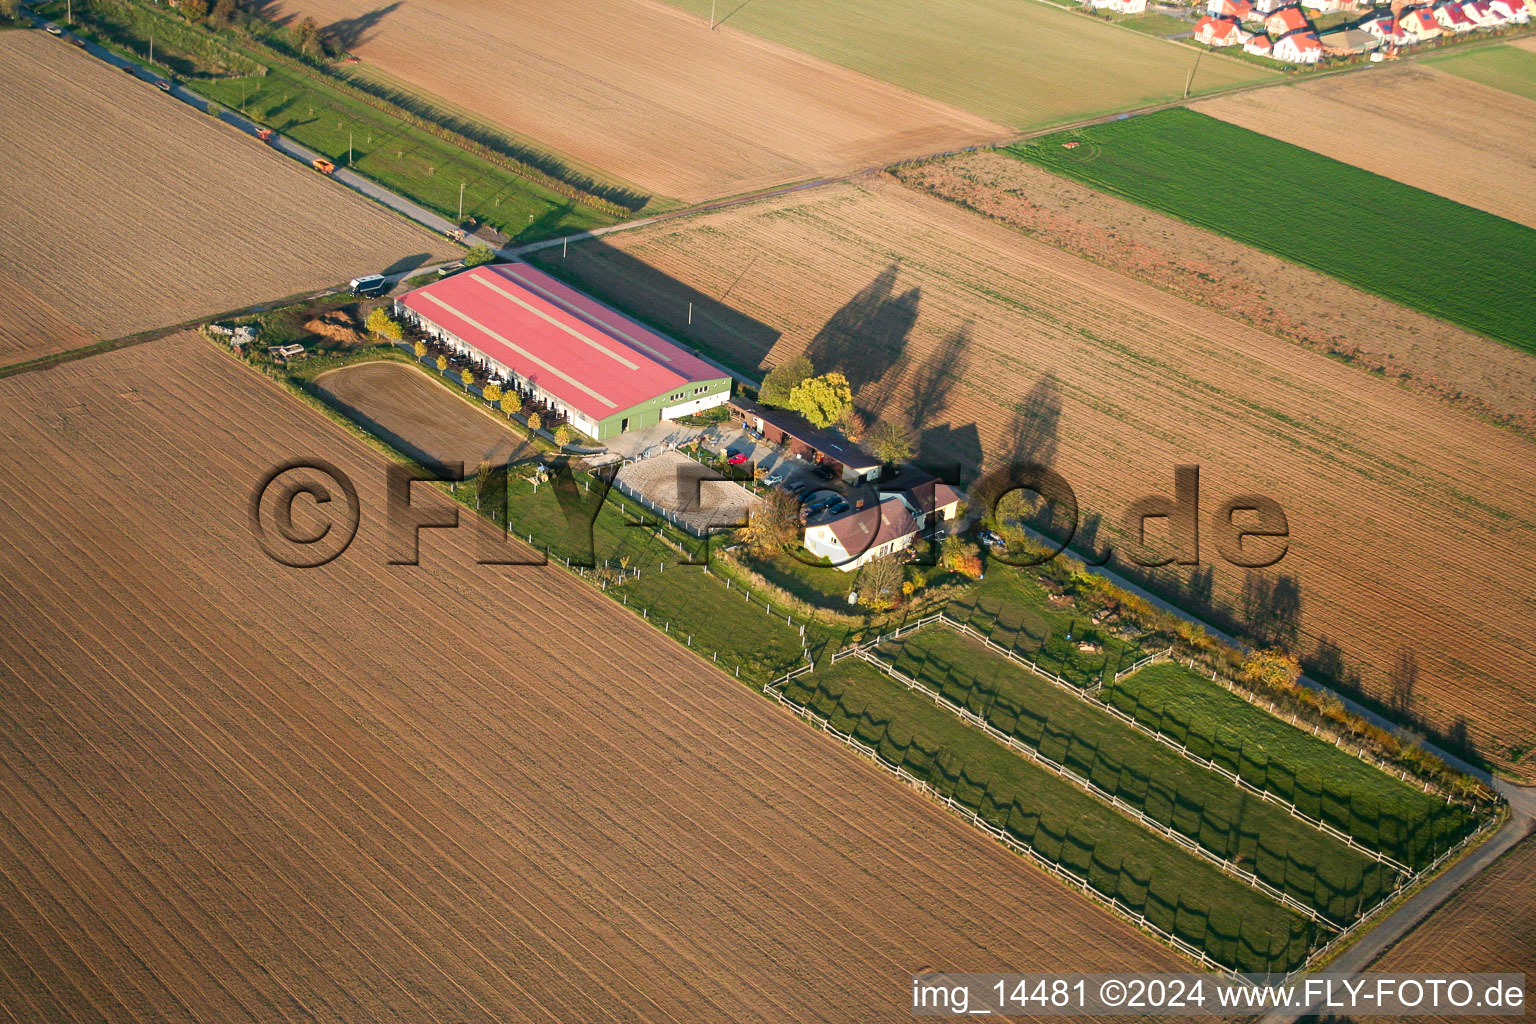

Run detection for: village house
[[1244, 31, 1276, 51], [1488, 0, 1530, 20], [1403, 7, 1444, 37], [1460, 1, 1503, 26], [1300, 0, 1349, 13], [1206, 0, 1261, 19], [1195, 14, 1250, 42], [1273, 28, 1325, 59], [1265, 5, 1314, 36], [1434, 2, 1477, 31]]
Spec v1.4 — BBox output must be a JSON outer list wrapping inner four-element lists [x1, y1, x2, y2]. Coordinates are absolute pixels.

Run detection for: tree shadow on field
[[244, 0, 296, 28], [908, 321, 971, 429], [805, 263, 920, 419], [323, 2, 400, 50], [520, 238, 782, 378]]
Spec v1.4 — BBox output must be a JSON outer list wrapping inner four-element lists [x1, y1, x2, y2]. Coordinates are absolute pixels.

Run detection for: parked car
[[785, 480, 811, 497], [349, 274, 389, 297], [812, 464, 835, 481], [978, 528, 1005, 549], [437, 260, 466, 278], [155, 80, 172, 92], [825, 499, 850, 516], [726, 451, 750, 466], [45, 23, 63, 35]]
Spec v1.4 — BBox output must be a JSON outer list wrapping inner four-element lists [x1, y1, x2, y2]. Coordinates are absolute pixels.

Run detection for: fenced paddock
[[614, 449, 759, 537]]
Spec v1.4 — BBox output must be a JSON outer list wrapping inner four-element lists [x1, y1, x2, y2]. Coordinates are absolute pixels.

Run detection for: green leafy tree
[[786, 372, 852, 429], [463, 244, 496, 268], [737, 489, 801, 555], [0, 0, 23, 20], [209, 0, 238, 26], [554, 424, 573, 447], [868, 419, 914, 464], [292, 16, 323, 57], [501, 391, 522, 417], [483, 381, 502, 404], [758, 355, 813, 407], [182, 0, 209, 19], [526, 412, 542, 432]]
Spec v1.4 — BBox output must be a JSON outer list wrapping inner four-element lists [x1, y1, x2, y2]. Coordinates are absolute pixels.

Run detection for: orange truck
[[256, 127, 274, 142], [312, 158, 336, 175]]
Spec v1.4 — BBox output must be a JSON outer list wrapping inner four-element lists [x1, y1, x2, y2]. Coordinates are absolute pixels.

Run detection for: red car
[[726, 452, 749, 466]]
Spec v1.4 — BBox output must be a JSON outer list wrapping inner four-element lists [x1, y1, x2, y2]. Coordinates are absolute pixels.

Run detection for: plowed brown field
[[1194, 66, 1536, 230], [530, 178, 1536, 777], [1372, 829, 1536, 1024], [0, 267, 93, 367], [892, 151, 1536, 435], [0, 333, 1184, 1022], [268, 0, 1006, 202], [0, 32, 447, 350]]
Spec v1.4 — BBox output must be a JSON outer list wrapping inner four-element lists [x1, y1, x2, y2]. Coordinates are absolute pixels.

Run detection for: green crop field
[[781, 658, 1317, 972], [662, 0, 1271, 128], [1012, 108, 1536, 352], [1426, 43, 1536, 102], [1102, 661, 1481, 868], [877, 627, 1398, 923]]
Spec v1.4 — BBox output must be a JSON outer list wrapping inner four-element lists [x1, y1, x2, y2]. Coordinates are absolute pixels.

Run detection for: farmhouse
[[727, 396, 882, 483], [803, 496, 917, 571], [395, 263, 732, 441]]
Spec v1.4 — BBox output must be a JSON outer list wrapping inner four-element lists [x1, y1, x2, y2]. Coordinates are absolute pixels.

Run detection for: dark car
[[786, 480, 811, 497], [812, 464, 835, 481], [825, 499, 850, 516]]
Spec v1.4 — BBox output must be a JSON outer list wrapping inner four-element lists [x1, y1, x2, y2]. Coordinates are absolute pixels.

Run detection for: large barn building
[[396, 262, 732, 440]]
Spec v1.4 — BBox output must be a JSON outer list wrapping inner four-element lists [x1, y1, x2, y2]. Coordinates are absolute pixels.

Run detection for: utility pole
[[710, 0, 716, 28], [349, 131, 353, 164], [459, 180, 466, 220], [1183, 51, 1203, 99], [149, 32, 153, 65]]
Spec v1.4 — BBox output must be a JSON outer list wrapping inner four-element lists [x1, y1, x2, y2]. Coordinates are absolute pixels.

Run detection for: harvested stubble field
[[0, 32, 448, 356], [892, 151, 1536, 436], [1371, 830, 1536, 1024], [314, 359, 532, 471], [0, 333, 1195, 1022], [530, 178, 1536, 778], [662, 0, 1272, 127], [268, 0, 1004, 202], [1194, 66, 1536, 230], [1015, 109, 1536, 353]]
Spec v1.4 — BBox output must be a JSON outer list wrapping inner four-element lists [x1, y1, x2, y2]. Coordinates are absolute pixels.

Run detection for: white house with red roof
[[395, 263, 732, 440], [1300, 0, 1348, 12], [1460, 1, 1503, 25], [1273, 29, 1324, 59], [1434, 2, 1477, 30], [1206, 0, 1261, 19], [1195, 14, 1251, 42], [1402, 7, 1444, 36], [1244, 31, 1276, 51], [1264, 6, 1314, 35], [1489, 0, 1530, 20]]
